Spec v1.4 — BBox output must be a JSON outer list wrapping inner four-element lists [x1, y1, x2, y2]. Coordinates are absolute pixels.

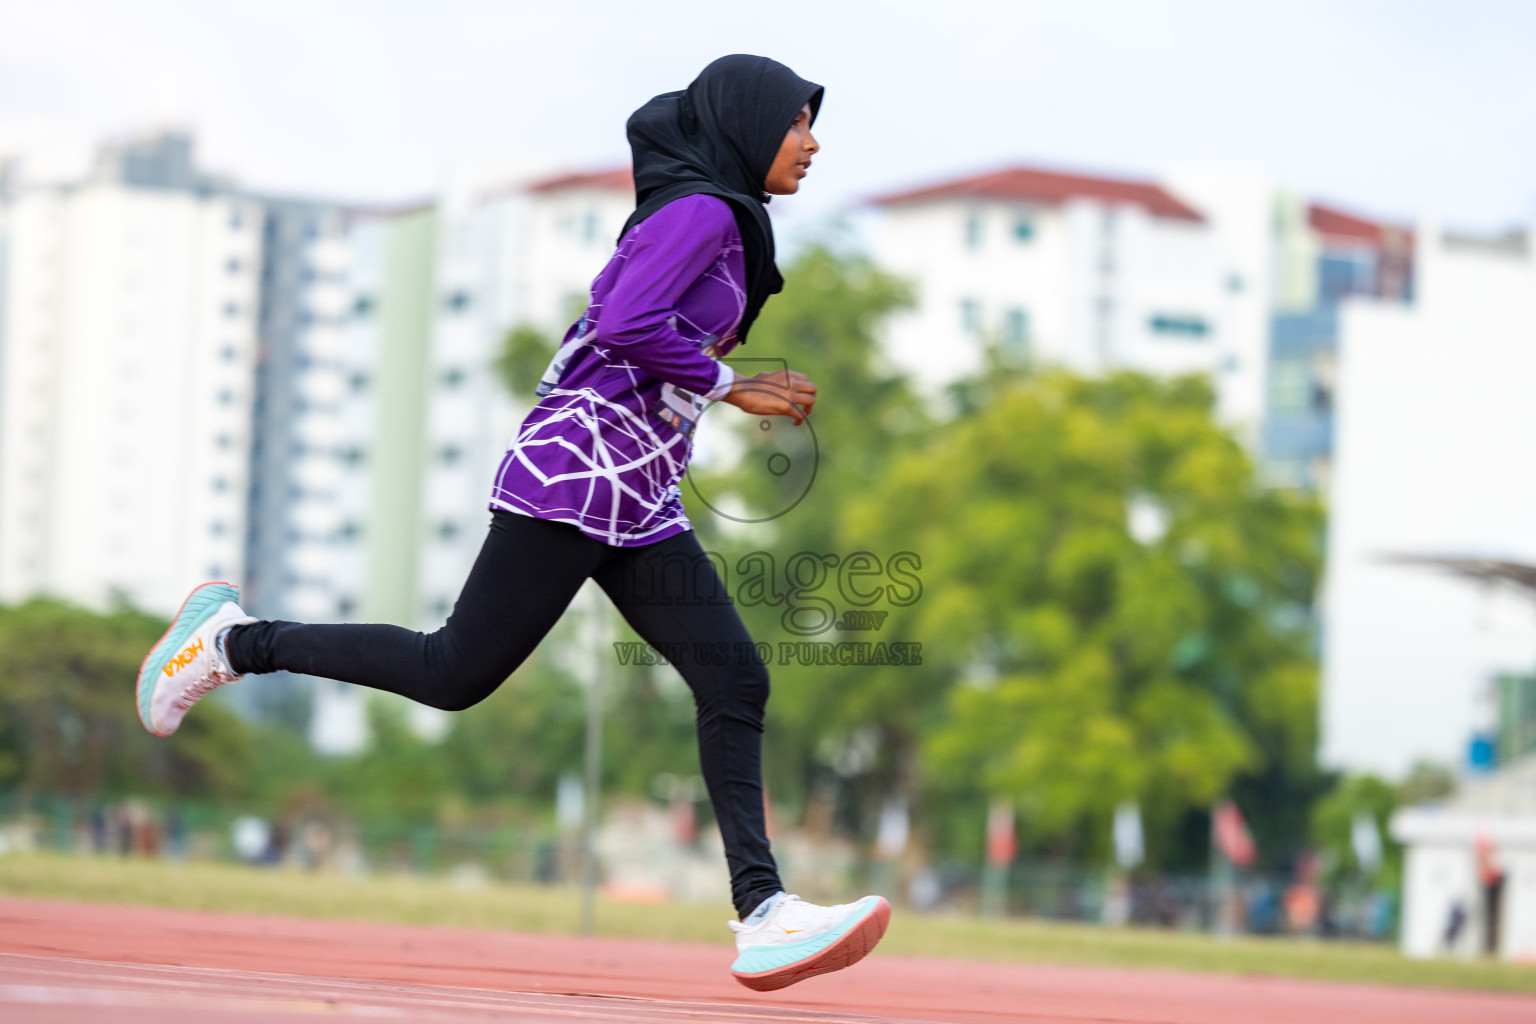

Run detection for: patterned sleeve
[[595, 195, 738, 395]]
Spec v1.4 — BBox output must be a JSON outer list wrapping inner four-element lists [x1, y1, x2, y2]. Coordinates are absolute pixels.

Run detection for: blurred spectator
[[1443, 899, 1467, 951], [89, 807, 107, 853], [1475, 835, 1505, 956], [165, 810, 187, 862]]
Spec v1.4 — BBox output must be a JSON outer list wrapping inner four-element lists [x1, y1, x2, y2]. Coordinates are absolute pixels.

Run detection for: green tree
[[444, 652, 586, 807], [325, 697, 453, 825], [0, 598, 255, 800], [843, 368, 1323, 867]]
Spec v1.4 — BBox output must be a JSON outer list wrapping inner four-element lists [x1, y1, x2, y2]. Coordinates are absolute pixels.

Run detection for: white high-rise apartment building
[[413, 169, 634, 627], [0, 149, 262, 615], [243, 199, 361, 628], [307, 169, 635, 751], [868, 165, 1262, 431]]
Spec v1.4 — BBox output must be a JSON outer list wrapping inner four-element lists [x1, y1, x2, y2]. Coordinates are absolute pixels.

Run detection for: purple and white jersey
[[489, 194, 747, 546]]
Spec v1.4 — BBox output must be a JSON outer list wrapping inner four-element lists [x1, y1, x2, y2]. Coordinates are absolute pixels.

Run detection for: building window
[[339, 446, 366, 467], [1012, 217, 1034, 243], [444, 290, 472, 313], [440, 367, 466, 388], [349, 372, 369, 393], [959, 298, 982, 334], [224, 302, 239, 318], [209, 521, 226, 537], [436, 520, 460, 542], [437, 444, 463, 465], [220, 345, 237, 362], [212, 477, 228, 493], [583, 209, 600, 245], [226, 258, 242, 275], [337, 521, 361, 542], [1319, 252, 1377, 303], [353, 295, 375, 318], [217, 389, 235, 405], [1003, 308, 1030, 350], [215, 433, 233, 449], [1148, 314, 1210, 338], [964, 211, 984, 251], [1269, 357, 1311, 414]]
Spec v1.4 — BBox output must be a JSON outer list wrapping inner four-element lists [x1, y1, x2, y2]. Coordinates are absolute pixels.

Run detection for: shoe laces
[[729, 893, 809, 933], [175, 652, 241, 707]]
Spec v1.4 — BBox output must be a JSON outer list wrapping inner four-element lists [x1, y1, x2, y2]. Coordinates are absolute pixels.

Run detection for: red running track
[[1, 897, 1532, 1023]]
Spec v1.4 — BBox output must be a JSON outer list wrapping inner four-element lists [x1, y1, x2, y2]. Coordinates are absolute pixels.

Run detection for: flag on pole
[[876, 795, 910, 861], [1350, 810, 1382, 874], [1113, 801, 1144, 869], [1212, 799, 1256, 868], [986, 798, 1016, 867]]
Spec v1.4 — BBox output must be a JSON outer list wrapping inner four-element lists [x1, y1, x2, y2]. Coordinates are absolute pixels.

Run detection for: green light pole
[[580, 584, 606, 936]]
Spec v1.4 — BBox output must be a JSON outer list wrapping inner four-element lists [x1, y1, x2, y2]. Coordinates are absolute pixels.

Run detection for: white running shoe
[[136, 581, 256, 737], [728, 892, 891, 991]]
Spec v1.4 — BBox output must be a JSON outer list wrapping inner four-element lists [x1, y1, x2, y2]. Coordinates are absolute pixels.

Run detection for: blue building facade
[[1262, 203, 1414, 490]]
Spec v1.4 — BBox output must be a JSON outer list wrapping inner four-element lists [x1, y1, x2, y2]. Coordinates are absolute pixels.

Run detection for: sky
[[1, 0, 1532, 234]]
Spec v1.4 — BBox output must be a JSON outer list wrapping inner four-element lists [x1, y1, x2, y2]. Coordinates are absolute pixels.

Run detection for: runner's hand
[[721, 370, 817, 425]]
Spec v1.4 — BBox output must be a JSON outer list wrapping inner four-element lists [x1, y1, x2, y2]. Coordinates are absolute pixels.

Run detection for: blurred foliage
[[846, 368, 1325, 868], [0, 599, 255, 800], [0, 595, 694, 829], [493, 323, 558, 398], [1311, 773, 1402, 890], [1309, 762, 1459, 894]]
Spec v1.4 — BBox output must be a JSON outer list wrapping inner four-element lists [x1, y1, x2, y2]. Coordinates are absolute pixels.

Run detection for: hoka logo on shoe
[[162, 637, 204, 677]]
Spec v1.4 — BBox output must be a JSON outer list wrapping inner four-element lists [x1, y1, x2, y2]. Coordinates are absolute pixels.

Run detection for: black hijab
[[622, 54, 823, 343]]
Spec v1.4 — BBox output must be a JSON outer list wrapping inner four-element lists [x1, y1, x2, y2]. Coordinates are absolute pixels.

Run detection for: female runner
[[135, 54, 890, 991]]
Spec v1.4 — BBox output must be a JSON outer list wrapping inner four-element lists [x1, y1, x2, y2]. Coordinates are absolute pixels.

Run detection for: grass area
[[2, 850, 1533, 995]]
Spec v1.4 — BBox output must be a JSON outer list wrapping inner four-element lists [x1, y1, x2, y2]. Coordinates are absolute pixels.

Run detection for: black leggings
[[226, 510, 782, 917]]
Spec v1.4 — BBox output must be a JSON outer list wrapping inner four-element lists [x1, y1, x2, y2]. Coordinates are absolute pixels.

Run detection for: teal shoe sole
[[136, 581, 240, 736], [732, 896, 891, 991]]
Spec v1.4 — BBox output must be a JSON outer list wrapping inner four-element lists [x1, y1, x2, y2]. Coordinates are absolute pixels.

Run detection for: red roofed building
[[872, 166, 1204, 223], [866, 163, 1249, 413], [523, 168, 633, 195], [459, 166, 636, 342], [1307, 202, 1411, 250]]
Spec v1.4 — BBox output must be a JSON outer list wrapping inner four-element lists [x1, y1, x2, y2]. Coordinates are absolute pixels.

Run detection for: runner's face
[[764, 104, 818, 196]]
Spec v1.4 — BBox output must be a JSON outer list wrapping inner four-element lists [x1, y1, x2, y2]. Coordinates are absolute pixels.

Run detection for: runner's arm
[[597, 195, 739, 396]]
